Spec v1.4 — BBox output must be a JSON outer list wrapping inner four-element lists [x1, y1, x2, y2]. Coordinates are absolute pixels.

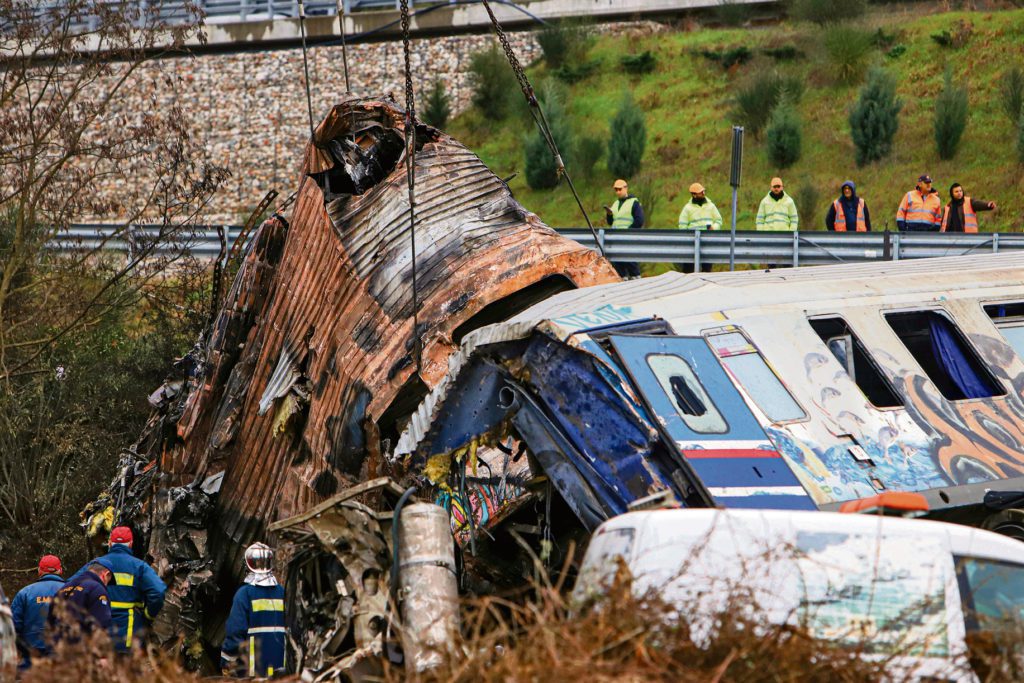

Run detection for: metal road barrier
[[52, 225, 1024, 266]]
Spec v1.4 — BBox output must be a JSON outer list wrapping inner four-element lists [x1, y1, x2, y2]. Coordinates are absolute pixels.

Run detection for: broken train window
[[984, 302, 1024, 363], [885, 310, 1005, 401], [646, 354, 727, 434], [706, 331, 806, 423], [808, 317, 903, 409]]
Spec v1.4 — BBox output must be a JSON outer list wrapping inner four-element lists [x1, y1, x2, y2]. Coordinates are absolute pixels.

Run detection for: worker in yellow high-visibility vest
[[604, 178, 645, 279], [676, 182, 722, 273]]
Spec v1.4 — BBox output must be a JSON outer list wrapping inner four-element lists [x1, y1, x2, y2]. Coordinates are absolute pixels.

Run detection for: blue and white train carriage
[[394, 252, 1024, 550]]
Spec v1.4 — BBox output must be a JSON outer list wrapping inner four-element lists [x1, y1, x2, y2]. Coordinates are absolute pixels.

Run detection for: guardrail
[[53, 225, 1024, 266]]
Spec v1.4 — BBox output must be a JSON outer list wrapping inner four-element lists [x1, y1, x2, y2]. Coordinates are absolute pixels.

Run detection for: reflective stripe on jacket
[[896, 190, 941, 231], [221, 584, 287, 678], [833, 198, 867, 232], [69, 545, 166, 652], [677, 200, 723, 230], [941, 197, 978, 233], [610, 197, 638, 229], [755, 193, 798, 231]]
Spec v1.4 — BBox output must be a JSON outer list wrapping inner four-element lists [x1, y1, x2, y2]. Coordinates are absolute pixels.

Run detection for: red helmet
[[110, 526, 133, 545], [38, 555, 62, 577]]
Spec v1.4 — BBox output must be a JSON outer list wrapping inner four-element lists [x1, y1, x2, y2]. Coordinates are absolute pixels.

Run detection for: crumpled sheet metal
[[158, 96, 617, 577]]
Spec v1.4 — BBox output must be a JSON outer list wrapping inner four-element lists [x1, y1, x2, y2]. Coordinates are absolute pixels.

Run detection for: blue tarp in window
[[929, 315, 996, 400]]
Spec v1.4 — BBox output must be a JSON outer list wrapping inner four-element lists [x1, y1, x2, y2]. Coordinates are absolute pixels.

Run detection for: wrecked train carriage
[[94, 96, 617, 662], [398, 253, 1024, 546]]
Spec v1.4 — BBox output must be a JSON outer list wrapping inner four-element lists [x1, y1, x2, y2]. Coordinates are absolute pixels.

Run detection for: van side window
[[808, 318, 903, 408], [706, 332, 806, 423], [646, 354, 728, 434], [885, 310, 1005, 401], [984, 302, 1024, 362]]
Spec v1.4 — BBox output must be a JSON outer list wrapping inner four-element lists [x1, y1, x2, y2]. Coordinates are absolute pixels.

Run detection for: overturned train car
[[399, 254, 1024, 556]]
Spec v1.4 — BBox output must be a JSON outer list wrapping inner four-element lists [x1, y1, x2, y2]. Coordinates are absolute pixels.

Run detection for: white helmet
[[244, 542, 274, 573]]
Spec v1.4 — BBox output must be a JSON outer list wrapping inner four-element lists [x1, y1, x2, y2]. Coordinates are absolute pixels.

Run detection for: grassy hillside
[[447, 8, 1024, 233]]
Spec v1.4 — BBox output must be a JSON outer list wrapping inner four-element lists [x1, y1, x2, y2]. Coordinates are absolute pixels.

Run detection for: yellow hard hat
[[689, 182, 705, 193]]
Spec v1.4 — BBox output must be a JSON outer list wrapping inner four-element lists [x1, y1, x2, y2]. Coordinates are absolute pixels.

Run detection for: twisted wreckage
[[89, 95, 1024, 675], [85, 95, 618, 673]]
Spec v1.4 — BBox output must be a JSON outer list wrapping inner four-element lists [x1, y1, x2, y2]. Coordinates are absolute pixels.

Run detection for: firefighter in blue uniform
[[68, 526, 166, 652], [221, 543, 287, 678], [11, 554, 65, 667]]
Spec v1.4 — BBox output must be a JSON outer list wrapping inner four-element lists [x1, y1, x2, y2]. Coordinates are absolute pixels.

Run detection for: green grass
[[447, 8, 1024, 233]]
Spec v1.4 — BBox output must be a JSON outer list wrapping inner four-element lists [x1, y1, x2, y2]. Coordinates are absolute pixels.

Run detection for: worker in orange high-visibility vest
[[896, 174, 942, 232], [941, 183, 996, 233], [825, 180, 871, 232]]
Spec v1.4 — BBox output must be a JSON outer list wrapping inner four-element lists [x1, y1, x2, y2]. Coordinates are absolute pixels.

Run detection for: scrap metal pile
[[83, 96, 618, 674]]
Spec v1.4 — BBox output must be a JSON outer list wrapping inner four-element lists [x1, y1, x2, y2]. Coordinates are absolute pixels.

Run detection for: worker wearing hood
[[826, 181, 872, 231]]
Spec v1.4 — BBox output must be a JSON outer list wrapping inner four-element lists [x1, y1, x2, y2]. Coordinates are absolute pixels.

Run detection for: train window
[[984, 302, 1024, 361], [647, 354, 728, 433], [706, 332, 806, 423], [808, 318, 903, 409], [885, 311, 1005, 401]]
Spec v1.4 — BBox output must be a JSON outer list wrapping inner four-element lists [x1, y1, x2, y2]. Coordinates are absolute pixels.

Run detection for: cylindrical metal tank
[[397, 502, 459, 673]]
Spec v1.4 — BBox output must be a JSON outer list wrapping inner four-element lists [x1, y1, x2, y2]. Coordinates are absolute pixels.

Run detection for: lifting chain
[[399, 0, 421, 373], [478, 1, 605, 257]]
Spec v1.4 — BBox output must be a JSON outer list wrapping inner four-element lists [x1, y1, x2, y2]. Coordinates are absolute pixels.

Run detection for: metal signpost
[[729, 126, 743, 272]]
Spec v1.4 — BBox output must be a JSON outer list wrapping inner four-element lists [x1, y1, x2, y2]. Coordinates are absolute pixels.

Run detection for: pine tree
[[607, 93, 646, 178], [934, 67, 968, 160], [849, 68, 903, 166], [765, 100, 802, 168], [422, 79, 451, 129]]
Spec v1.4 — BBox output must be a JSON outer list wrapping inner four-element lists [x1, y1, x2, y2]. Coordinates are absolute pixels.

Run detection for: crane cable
[[334, 0, 352, 92], [399, 0, 422, 374], [478, 1, 605, 257], [297, 0, 316, 139]]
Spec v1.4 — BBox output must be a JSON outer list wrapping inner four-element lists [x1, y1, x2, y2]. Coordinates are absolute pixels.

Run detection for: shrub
[[789, 0, 865, 25], [701, 46, 752, 70], [762, 45, 803, 61], [934, 67, 968, 160], [793, 183, 821, 227], [931, 19, 973, 49], [524, 86, 575, 190], [633, 171, 659, 223], [886, 44, 907, 60], [607, 93, 646, 179], [536, 19, 593, 69], [731, 70, 804, 138], [765, 99, 802, 168], [421, 79, 451, 129], [553, 58, 600, 84], [1000, 67, 1024, 125], [849, 67, 903, 166], [575, 134, 604, 178], [871, 27, 901, 49], [823, 25, 874, 85], [621, 51, 657, 74], [469, 47, 518, 121]]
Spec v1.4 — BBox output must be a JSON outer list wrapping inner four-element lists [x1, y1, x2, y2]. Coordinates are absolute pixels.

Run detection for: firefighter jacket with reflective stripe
[[755, 192, 799, 231], [896, 189, 941, 231], [941, 197, 979, 233], [221, 583, 287, 678], [832, 198, 867, 232], [607, 196, 642, 230], [677, 199, 723, 230], [12, 574, 64, 654], [69, 545, 166, 652]]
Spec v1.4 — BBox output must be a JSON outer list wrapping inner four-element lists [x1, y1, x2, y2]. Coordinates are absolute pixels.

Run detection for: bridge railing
[[50, 225, 1024, 266]]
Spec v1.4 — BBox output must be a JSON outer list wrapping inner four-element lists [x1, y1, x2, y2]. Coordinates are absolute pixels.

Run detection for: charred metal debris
[[82, 96, 619, 675]]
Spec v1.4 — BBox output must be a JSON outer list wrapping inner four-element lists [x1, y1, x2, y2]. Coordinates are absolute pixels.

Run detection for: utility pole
[[729, 126, 743, 272]]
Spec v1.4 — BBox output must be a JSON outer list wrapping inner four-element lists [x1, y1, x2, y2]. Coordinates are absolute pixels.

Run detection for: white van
[[573, 509, 1024, 681]]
